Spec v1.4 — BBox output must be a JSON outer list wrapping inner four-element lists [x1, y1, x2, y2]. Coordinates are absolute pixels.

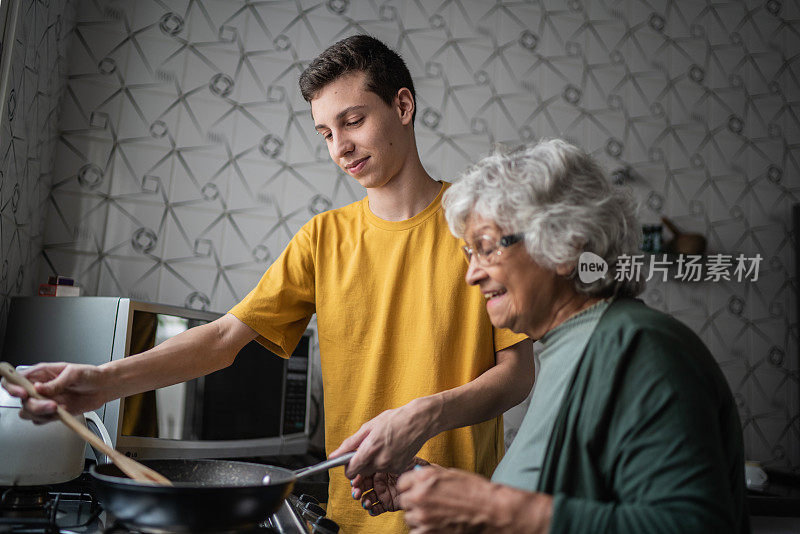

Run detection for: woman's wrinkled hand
[[397, 466, 497, 533], [0, 362, 108, 423], [396, 466, 552, 534]]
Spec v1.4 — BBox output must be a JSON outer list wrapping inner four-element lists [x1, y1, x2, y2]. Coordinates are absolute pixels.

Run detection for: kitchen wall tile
[[217, 214, 276, 270], [747, 407, 795, 466], [42, 189, 110, 254], [284, 119, 327, 168], [227, 59, 269, 105], [748, 272, 791, 331], [397, 0, 440, 34], [57, 90, 114, 134], [167, 151, 225, 204], [222, 158, 278, 213], [68, 24, 130, 76], [274, 177, 325, 226], [0, 0, 75, 347], [61, 77, 125, 128], [103, 27, 167, 89], [103, 143, 173, 198], [663, 282, 709, 318], [235, 54, 294, 103], [257, 212, 303, 257], [126, 34, 186, 87], [308, 12, 380, 53], [53, 139, 118, 199], [125, 0, 171, 31], [180, 0, 243, 44], [96, 255, 161, 302], [154, 263, 219, 311], [210, 267, 260, 315], [160, 204, 226, 269], [237, 5, 279, 52], [101, 198, 169, 261], [227, 108, 277, 161], [110, 88, 179, 143]]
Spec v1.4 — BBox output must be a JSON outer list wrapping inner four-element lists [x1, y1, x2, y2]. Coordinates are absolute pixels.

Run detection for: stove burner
[[1, 486, 52, 511], [0, 485, 102, 534], [1, 474, 328, 533]]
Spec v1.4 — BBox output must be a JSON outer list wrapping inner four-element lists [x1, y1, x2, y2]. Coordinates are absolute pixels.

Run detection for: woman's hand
[[330, 398, 439, 478], [1, 363, 109, 423], [397, 466, 553, 534], [350, 457, 430, 515]]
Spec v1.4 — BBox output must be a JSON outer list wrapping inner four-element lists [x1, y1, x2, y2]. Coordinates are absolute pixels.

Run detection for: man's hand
[[330, 398, 438, 478], [1, 363, 108, 423], [350, 457, 430, 516], [397, 466, 553, 534]]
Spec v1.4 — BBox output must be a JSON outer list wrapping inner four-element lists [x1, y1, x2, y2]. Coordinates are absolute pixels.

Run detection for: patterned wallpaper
[[3, 0, 799, 470], [0, 0, 74, 349]]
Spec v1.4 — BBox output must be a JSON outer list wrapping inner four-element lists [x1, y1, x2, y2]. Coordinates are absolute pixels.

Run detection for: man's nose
[[332, 131, 354, 159]]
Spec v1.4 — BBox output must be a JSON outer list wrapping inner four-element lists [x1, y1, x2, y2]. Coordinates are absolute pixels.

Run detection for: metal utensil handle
[[294, 452, 356, 479]]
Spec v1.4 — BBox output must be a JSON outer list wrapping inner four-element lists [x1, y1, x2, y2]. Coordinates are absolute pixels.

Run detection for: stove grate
[[0, 487, 101, 534]]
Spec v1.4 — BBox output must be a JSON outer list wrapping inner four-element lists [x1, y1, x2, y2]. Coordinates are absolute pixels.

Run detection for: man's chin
[[356, 174, 392, 189]]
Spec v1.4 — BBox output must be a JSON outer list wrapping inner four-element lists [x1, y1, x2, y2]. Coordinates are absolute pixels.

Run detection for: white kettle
[[0, 366, 113, 486]]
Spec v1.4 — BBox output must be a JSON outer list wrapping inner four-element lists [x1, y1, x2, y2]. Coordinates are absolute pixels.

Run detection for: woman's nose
[[465, 255, 488, 285]]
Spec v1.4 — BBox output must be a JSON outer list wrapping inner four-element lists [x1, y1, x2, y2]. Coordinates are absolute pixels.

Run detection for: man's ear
[[395, 88, 414, 126]]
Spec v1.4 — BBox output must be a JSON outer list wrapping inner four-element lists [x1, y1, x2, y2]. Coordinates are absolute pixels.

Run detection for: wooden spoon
[[0, 362, 172, 486]]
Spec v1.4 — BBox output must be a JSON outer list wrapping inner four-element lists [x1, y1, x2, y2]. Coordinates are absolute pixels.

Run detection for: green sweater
[[538, 298, 749, 534]]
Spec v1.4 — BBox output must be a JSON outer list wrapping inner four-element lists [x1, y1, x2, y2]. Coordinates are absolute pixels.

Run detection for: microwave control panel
[[283, 354, 309, 434]]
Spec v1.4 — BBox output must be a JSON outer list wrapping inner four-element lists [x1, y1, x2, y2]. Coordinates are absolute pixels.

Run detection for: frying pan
[[90, 452, 355, 532]]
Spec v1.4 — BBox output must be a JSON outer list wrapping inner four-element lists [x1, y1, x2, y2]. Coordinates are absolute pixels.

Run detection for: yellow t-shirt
[[229, 182, 526, 533]]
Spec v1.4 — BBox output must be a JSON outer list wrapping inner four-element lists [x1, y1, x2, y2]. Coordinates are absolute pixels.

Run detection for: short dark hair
[[299, 35, 417, 125]]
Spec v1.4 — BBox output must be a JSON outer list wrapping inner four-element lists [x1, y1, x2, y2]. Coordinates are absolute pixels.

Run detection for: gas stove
[[0, 472, 338, 534]]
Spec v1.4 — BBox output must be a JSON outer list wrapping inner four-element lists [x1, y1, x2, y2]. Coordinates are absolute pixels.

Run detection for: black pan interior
[[93, 458, 295, 487]]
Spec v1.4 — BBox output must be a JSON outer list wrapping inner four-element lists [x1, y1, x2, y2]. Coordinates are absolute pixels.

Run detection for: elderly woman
[[350, 139, 749, 533]]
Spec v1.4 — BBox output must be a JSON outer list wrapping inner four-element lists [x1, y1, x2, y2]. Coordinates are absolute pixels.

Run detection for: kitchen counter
[[748, 469, 800, 517]]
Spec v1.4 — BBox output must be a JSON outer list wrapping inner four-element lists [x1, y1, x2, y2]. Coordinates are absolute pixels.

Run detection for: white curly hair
[[443, 138, 644, 298]]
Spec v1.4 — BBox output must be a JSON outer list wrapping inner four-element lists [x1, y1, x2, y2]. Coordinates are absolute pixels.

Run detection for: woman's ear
[[395, 88, 415, 125], [560, 240, 589, 277]]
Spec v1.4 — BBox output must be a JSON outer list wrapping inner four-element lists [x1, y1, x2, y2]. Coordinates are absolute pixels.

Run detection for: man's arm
[[333, 338, 535, 477], [4, 313, 258, 422], [423, 338, 535, 435], [103, 313, 258, 397]]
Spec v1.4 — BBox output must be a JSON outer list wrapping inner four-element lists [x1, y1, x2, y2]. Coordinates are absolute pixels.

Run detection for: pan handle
[[293, 452, 356, 479]]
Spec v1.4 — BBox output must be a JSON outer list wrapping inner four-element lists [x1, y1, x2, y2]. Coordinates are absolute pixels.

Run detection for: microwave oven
[[1, 297, 312, 459]]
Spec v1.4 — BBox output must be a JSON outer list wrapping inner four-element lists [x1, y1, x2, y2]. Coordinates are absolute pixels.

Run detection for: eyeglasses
[[462, 234, 524, 265]]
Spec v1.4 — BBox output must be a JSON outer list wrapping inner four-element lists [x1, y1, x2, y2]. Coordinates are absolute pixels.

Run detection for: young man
[[3, 36, 533, 533]]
